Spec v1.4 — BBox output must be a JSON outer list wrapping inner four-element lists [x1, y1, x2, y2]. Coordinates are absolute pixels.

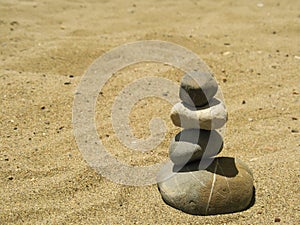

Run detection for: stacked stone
[[157, 71, 254, 215]]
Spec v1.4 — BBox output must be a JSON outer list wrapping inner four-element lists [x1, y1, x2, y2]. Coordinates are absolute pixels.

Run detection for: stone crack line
[[205, 161, 218, 215]]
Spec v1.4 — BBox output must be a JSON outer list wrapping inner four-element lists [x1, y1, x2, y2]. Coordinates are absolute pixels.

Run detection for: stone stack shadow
[[157, 71, 254, 215]]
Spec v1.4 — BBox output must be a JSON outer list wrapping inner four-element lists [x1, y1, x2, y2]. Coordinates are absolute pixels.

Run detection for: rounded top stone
[[179, 71, 218, 107]]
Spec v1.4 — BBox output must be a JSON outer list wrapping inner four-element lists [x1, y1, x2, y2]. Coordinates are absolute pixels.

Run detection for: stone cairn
[[157, 71, 254, 215]]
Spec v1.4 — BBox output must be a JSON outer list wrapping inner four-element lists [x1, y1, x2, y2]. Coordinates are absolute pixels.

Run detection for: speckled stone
[[179, 71, 218, 107], [157, 157, 254, 215], [170, 98, 227, 130], [169, 129, 223, 165]]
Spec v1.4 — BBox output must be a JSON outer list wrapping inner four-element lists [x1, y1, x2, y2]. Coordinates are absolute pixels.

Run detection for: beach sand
[[0, 0, 299, 224]]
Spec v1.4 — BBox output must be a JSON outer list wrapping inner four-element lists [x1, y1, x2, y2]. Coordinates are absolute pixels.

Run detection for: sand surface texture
[[1, 0, 299, 224]]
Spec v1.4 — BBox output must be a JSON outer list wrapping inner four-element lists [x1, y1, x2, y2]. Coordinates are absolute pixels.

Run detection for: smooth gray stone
[[179, 71, 218, 107], [157, 157, 254, 215], [170, 98, 227, 130], [169, 129, 223, 165]]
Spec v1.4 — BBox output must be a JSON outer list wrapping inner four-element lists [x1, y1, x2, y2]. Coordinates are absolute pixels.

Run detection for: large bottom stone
[[157, 157, 254, 215]]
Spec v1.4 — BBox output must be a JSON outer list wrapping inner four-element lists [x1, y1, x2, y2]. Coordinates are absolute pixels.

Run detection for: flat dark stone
[[169, 129, 223, 165]]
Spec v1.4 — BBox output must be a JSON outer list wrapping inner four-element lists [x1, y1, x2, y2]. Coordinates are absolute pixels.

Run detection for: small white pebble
[[223, 51, 231, 56], [248, 118, 253, 122], [257, 3, 264, 7], [294, 55, 300, 60]]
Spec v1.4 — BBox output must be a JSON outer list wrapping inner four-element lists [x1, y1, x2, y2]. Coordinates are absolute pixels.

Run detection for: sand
[[1, 0, 299, 224]]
